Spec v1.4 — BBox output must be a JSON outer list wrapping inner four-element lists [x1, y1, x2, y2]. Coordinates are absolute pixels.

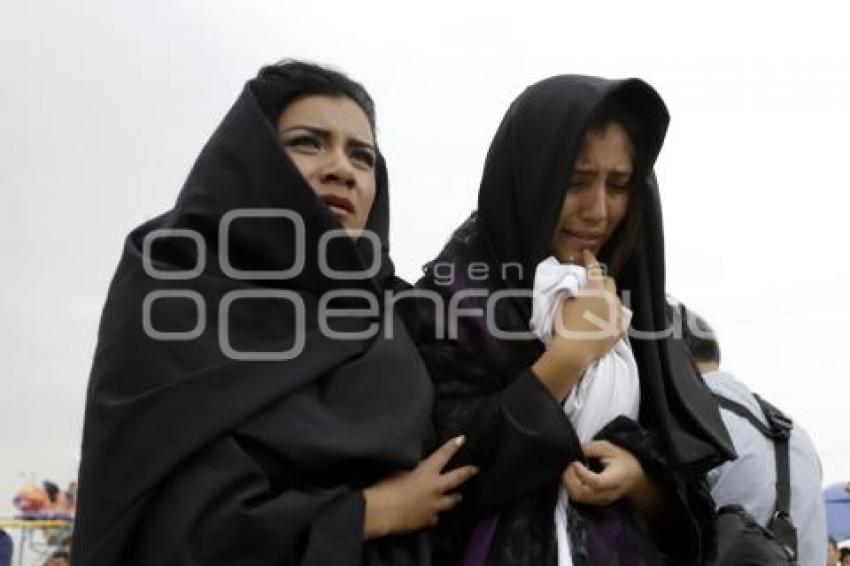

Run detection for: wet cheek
[[610, 199, 629, 228], [365, 185, 377, 208]]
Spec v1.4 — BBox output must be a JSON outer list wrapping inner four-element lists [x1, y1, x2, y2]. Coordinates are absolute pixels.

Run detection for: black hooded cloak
[[413, 75, 736, 565], [72, 77, 434, 565]]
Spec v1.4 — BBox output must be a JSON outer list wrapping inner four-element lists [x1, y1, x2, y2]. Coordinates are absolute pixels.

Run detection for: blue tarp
[[0, 529, 12, 566], [825, 482, 850, 541]]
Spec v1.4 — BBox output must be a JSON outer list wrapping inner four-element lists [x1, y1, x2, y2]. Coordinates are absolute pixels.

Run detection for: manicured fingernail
[[454, 435, 466, 447]]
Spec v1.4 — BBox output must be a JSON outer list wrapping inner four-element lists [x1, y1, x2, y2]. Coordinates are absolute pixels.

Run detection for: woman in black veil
[[413, 75, 736, 565], [71, 61, 476, 566]]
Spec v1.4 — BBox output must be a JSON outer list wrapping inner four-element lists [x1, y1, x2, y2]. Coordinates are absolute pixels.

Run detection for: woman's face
[[276, 95, 377, 235], [551, 122, 634, 266]]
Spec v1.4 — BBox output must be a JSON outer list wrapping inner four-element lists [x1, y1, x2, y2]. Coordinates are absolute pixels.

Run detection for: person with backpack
[[676, 303, 827, 565]]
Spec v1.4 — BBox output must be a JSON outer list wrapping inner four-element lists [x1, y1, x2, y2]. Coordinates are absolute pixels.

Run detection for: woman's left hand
[[562, 440, 645, 506]]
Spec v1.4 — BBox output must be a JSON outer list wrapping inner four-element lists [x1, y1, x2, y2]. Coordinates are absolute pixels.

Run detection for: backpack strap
[[712, 392, 798, 564], [753, 394, 797, 564]]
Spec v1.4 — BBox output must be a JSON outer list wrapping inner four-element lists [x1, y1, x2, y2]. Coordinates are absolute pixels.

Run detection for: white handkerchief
[[529, 256, 641, 566]]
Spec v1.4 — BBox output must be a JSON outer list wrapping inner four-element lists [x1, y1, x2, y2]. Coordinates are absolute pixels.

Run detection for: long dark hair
[[251, 59, 376, 131], [587, 97, 649, 277]]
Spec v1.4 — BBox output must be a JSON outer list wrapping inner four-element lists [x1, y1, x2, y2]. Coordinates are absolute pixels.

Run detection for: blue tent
[[0, 529, 11, 566], [825, 482, 850, 542]]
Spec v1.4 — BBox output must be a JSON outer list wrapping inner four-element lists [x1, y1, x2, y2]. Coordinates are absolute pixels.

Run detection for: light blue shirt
[[705, 370, 826, 566]]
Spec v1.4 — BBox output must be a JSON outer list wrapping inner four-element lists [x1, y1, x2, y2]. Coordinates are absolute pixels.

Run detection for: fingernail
[[470, 466, 479, 476], [454, 493, 464, 503], [454, 435, 466, 447]]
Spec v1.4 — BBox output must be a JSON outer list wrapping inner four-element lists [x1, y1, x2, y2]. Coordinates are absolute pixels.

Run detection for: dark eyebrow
[[347, 138, 376, 153], [572, 167, 633, 177], [280, 125, 375, 152], [571, 168, 595, 176], [280, 125, 329, 139]]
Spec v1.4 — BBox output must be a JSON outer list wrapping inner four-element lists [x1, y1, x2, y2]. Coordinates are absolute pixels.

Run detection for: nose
[[578, 182, 607, 222], [319, 146, 356, 190]]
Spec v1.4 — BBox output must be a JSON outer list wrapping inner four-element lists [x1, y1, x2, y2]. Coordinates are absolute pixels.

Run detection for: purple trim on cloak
[[461, 514, 499, 566]]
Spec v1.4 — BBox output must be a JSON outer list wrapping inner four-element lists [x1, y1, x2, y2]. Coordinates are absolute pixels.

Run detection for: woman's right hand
[[553, 250, 625, 363], [363, 436, 478, 540], [533, 250, 626, 401]]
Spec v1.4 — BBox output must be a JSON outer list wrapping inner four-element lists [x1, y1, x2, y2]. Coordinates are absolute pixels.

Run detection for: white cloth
[[529, 257, 641, 566]]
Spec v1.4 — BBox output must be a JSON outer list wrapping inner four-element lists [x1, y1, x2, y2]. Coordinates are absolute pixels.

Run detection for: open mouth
[[320, 194, 355, 218]]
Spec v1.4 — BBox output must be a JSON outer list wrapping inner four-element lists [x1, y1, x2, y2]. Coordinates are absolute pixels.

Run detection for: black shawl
[[413, 75, 735, 565], [72, 79, 433, 566]]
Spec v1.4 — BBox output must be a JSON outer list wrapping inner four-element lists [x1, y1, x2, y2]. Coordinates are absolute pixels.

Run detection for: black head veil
[[477, 75, 666, 285], [72, 69, 432, 565], [425, 75, 734, 473]]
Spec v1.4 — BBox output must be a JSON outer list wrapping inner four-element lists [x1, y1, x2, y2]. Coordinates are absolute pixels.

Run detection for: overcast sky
[[2, 1, 849, 518]]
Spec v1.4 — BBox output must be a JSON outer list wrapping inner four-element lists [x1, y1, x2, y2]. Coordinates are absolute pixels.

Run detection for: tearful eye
[[351, 148, 376, 168], [608, 182, 631, 194]]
